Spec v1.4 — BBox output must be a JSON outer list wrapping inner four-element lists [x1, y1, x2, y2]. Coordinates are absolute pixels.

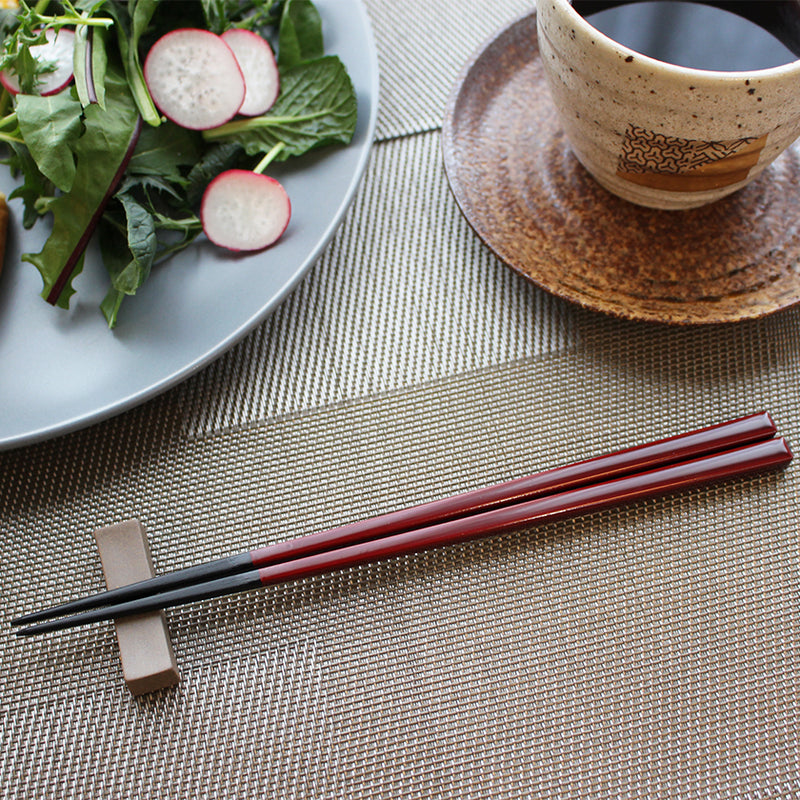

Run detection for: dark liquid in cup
[[572, 1, 800, 70]]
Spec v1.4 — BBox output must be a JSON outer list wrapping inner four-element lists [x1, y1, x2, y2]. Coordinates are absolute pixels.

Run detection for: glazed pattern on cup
[[536, 0, 800, 209]]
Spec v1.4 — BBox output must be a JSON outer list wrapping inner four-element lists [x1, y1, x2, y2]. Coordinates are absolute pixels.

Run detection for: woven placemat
[[3, 347, 800, 798], [369, 0, 531, 140], [2, 0, 800, 797]]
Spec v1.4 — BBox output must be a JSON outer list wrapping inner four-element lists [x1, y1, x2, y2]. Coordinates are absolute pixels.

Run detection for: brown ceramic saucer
[[442, 12, 800, 324]]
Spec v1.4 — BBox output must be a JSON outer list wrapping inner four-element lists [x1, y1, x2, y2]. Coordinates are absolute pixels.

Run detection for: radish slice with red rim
[[201, 170, 291, 252], [143, 28, 245, 130], [220, 29, 280, 116], [0, 28, 76, 96]]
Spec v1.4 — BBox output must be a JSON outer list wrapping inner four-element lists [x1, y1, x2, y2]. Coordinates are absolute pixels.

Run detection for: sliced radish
[[143, 29, 245, 130], [201, 169, 291, 252], [220, 29, 280, 116], [0, 28, 75, 96]]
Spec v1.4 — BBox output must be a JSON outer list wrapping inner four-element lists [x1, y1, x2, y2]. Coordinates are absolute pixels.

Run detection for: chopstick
[[12, 412, 775, 629], [14, 435, 792, 636], [12, 412, 791, 635]]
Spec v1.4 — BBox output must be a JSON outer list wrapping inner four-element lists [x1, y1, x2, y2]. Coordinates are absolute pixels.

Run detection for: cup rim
[[553, 0, 800, 80]]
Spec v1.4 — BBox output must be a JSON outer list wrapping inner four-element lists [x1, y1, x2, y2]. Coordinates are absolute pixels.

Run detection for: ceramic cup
[[536, 0, 800, 209]]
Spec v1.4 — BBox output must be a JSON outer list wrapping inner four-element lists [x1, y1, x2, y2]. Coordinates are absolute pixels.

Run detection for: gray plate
[[0, 0, 378, 450]]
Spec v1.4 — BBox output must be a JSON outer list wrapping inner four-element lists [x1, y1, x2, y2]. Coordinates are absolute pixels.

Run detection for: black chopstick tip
[[15, 625, 42, 637], [13, 552, 257, 628], [15, 620, 67, 636], [10, 612, 44, 627]]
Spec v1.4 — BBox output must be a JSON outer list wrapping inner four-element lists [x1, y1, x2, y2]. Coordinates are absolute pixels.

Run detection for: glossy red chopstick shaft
[[249, 412, 776, 568], [257, 437, 791, 587]]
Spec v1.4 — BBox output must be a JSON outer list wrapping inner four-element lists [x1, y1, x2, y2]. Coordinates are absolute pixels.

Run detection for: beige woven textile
[[2, 1, 800, 797]]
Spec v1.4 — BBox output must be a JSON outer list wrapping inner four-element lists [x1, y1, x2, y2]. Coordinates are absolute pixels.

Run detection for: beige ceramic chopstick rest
[[94, 519, 180, 695]]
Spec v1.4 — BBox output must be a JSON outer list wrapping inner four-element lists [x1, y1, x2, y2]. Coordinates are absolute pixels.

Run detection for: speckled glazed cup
[[537, 0, 800, 209]]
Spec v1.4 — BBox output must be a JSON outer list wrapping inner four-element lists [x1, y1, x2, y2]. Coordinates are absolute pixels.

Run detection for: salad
[[0, 0, 357, 326]]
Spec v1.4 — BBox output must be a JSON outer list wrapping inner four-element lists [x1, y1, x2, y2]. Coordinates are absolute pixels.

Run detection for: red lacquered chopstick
[[12, 412, 776, 628], [249, 411, 778, 566], [16, 435, 792, 635]]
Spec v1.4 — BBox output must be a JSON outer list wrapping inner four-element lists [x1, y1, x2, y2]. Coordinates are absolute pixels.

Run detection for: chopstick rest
[[94, 520, 180, 695]]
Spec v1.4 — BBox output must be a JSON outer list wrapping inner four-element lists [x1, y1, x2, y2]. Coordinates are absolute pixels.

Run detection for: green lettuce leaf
[[203, 56, 357, 159], [5, 142, 52, 229], [97, 222, 131, 328], [278, 0, 323, 68], [15, 92, 84, 192], [99, 192, 157, 327], [117, 192, 157, 288], [127, 121, 202, 183], [22, 67, 141, 308]]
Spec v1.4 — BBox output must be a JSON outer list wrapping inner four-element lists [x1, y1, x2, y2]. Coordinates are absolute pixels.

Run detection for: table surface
[[2, 2, 799, 798]]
